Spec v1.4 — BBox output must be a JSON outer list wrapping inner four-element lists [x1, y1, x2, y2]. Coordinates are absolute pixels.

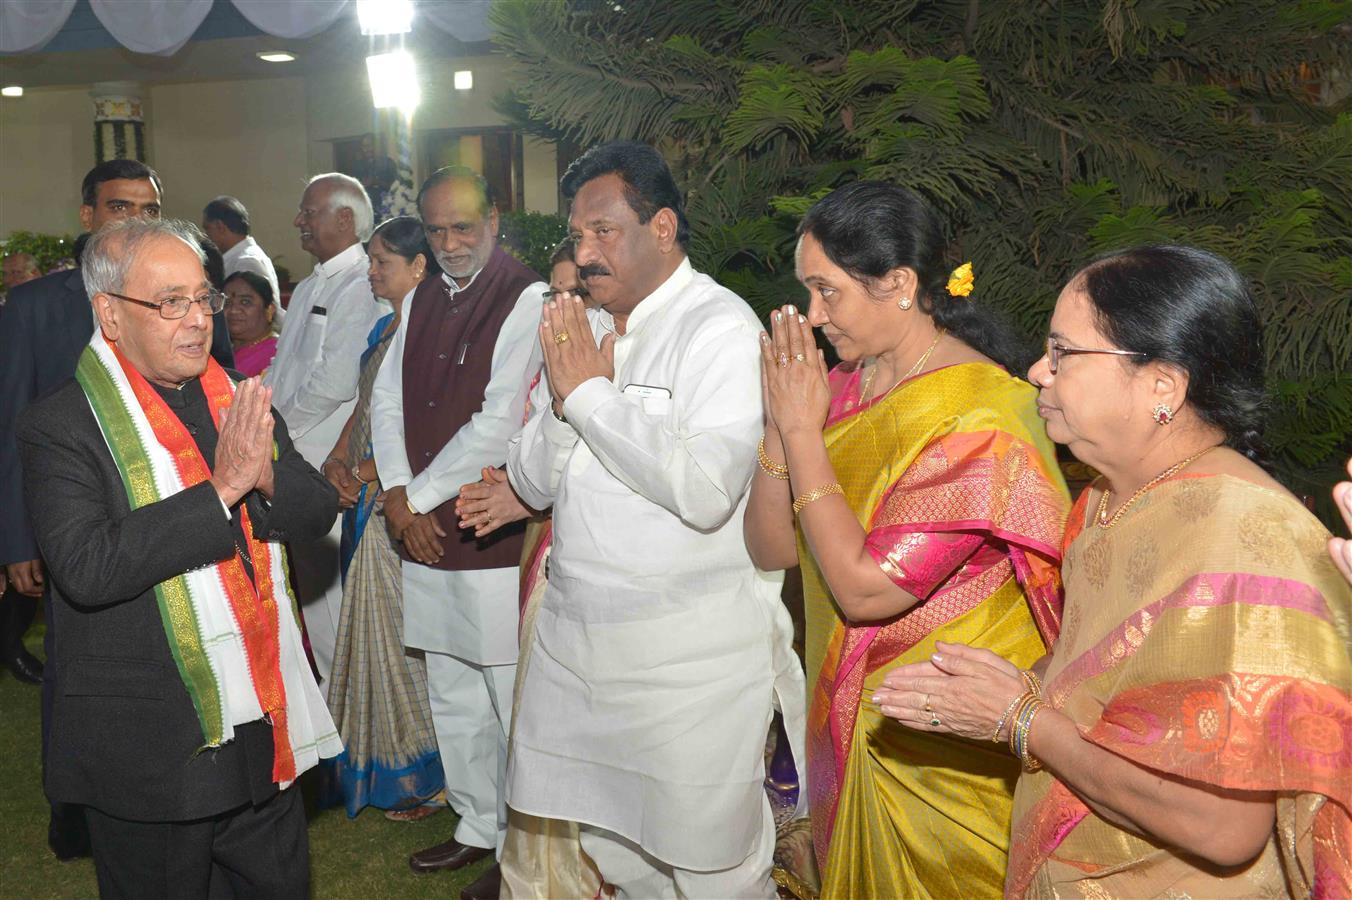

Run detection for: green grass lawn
[[0, 625, 489, 899]]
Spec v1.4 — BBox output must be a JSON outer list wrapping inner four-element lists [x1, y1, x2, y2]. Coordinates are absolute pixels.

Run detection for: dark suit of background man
[[0, 159, 166, 860], [17, 217, 339, 898]]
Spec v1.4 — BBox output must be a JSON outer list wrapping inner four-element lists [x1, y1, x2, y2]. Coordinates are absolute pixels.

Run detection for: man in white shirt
[[202, 196, 281, 304], [369, 168, 544, 895], [506, 141, 802, 898], [267, 173, 386, 684]]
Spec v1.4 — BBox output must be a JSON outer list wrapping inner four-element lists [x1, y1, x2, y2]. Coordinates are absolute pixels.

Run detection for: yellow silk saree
[[1009, 475, 1352, 898], [803, 362, 1070, 899]]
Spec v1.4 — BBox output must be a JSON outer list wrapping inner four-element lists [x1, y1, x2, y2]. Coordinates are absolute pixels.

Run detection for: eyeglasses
[[1045, 337, 1148, 374], [106, 289, 226, 320]]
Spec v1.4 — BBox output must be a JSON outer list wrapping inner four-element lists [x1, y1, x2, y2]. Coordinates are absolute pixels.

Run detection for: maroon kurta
[[400, 246, 538, 570]]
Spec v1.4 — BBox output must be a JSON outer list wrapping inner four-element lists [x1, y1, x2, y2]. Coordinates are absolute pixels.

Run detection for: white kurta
[[505, 259, 803, 871], [370, 270, 546, 666], [222, 235, 281, 308], [266, 242, 387, 467]]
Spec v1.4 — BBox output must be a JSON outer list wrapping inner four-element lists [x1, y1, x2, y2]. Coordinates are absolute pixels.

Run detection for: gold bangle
[[1020, 669, 1044, 697], [352, 465, 372, 486], [405, 497, 419, 516], [757, 437, 789, 480], [792, 481, 843, 515], [992, 693, 1023, 742]]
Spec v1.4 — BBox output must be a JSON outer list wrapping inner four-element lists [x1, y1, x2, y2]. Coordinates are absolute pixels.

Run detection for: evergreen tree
[[490, 0, 1351, 511]]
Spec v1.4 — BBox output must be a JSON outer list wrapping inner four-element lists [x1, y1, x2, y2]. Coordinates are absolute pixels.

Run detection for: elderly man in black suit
[[17, 217, 341, 898]]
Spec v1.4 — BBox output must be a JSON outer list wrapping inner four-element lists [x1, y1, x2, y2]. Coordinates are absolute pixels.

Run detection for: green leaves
[[722, 65, 826, 152]]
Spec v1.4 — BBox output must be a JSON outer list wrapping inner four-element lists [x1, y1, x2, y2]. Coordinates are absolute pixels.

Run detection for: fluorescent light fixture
[[357, 0, 414, 35], [453, 70, 473, 91], [1, 85, 23, 98], [366, 50, 420, 114], [256, 51, 296, 63]]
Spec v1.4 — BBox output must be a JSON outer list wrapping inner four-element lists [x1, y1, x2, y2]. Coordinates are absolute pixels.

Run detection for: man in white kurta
[[267, 173, 386, 684], [203, 195, 281, 304], [505, 141, 802, 899], [369, 169, 544, 881]]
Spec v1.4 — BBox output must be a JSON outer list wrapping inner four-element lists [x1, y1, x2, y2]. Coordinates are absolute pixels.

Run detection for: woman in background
[[223, 270, 278, 377], [321, 216, 445, 819]]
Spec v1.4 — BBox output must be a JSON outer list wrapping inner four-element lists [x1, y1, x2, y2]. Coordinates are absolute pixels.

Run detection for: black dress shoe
[[408, 838, 493, 874], [4, 648, 43, 684], [48, 802, 91, 861], [460, 862, 501, 900]]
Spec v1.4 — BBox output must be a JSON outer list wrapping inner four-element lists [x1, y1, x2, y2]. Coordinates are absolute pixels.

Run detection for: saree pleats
[[1009, 475, 1352, 898], [804, 362, 1070, 899]]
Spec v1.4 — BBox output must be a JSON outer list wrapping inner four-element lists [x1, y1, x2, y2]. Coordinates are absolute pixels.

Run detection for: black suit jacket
[[0, 269, 235, 567], [17, 375, 337, 822]]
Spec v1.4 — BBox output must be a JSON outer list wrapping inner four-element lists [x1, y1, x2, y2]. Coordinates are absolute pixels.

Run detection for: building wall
[[0, 53, 560, 279]]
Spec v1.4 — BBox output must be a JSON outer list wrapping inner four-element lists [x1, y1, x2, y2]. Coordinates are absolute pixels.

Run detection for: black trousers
[[83, 786, 308, 900]]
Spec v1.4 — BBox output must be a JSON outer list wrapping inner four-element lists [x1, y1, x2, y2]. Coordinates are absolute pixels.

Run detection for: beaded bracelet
[[1011, 696, 1046, 773], [792, 482, 843, 515], [992, 693, 1024, 742], [1006, 693, 1039, 756], [757, 437, 790, 480]]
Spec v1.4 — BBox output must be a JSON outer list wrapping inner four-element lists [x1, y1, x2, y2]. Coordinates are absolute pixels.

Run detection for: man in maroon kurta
[[370, 167, 545, 899]]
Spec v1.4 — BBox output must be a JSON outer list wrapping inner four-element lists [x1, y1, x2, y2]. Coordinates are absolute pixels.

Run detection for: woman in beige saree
[[876, 245, 1351, 897]]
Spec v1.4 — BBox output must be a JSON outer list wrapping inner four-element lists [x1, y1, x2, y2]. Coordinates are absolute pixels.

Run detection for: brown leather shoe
[[459, 862, 501, 900], [408, 838, 493, 874]]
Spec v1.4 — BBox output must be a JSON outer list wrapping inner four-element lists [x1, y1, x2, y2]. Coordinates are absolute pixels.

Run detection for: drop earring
[[1152, 402, 1174, 425], [898, 296, 912, 311]]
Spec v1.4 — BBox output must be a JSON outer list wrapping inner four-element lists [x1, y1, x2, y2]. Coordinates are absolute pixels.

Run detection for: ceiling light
[[357, 0, 414, 35], [256, 51, 296, 63], [366, 50, 420, 114], [454, 70, 473, 91], [1, 86, 23, 98]]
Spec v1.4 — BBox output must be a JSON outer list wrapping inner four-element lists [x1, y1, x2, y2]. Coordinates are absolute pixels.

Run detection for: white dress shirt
[[222, 235, 281, 306], [370, 269, 546, 664], [267, 242, 386, 465], [505, 258, 803, 869]]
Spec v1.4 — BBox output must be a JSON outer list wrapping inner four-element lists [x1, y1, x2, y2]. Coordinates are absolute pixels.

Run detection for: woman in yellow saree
[[877, 245, 1351, 897], [747, 182, 1070, 898]]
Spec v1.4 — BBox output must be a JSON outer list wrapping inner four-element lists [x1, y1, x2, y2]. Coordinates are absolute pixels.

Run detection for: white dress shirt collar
[[314, 242, 365, 279], [597, 256, 692, 336]]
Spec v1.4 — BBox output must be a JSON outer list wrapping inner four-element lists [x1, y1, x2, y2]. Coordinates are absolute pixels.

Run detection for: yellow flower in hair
[[947, 262, 974, 297]]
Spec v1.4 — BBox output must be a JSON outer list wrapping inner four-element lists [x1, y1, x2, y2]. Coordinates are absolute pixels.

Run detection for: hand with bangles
[[759, 304, 830, 439], [456, 466, 533, 538], [872, 641, 1030, 742]]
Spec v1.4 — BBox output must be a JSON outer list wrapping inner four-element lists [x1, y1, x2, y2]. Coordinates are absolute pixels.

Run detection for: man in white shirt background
[[505, 141, 802, 899], [267, 173, 387, 685], [369, 167, 544, 898], [201, 195, 281, 305]]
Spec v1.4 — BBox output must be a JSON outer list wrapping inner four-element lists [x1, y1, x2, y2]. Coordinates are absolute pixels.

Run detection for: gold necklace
[[1095, 445, 1218, 528], [859, 329, 946, 402]]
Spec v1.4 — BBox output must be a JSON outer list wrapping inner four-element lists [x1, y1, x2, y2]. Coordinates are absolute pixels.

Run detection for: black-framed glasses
[[106, 289, 226, 320], [1045, 337, 1148, 374]]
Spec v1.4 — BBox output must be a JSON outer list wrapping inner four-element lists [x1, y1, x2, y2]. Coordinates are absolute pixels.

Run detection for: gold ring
[[554, 332, 570, 345], [793, 353, 807, 362], [778, 353, 789, 368], [929, 715, 942, 727], [923, 694, 932, 713]]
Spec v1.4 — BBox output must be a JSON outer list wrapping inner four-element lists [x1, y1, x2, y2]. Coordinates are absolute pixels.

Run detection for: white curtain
[[0, 0, 77, 54], [88, 0, 214, 56], [1, 0, 490, 54], [229, 0, 352, 40], [416, 0, 494, 43]]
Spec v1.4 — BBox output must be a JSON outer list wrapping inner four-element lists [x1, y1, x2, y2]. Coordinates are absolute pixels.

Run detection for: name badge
[[622, 383, 671, 400]]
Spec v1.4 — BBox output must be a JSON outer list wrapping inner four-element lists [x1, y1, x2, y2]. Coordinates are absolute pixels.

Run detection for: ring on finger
[[923, 694, 933, 713], [793, 352, 807, 362], [778, 353, 789, 368], [554, 331, 571, 345], [929, 714, 942, 727]]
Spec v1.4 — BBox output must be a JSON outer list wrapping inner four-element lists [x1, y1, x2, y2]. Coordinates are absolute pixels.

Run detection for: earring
[[898, 296, 912, 311], [1152, 402, 1174, 425]]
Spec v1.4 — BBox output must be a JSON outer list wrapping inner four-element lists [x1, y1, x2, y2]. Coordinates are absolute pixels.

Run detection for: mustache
[[578, 264, 611, 279]]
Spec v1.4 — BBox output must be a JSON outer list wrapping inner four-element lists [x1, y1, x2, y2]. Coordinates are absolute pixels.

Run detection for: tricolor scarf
[[75, 331, 341, 786]]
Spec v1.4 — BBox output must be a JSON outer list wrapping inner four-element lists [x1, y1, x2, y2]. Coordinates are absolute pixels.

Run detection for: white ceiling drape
[[0, 0, 487, 55]]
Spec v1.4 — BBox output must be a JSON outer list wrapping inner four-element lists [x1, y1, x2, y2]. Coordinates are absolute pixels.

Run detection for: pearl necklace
[[859, 329, 946, 403], [1095, 445, 1218, 528]]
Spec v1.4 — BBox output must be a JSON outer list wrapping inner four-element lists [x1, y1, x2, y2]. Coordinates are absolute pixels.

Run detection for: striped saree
[[804, 362, 1070, 899], [1008, 475, 1352, 898]]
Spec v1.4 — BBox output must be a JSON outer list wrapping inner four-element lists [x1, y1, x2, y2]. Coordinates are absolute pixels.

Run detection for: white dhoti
[[403, 561, 519, 853], [289, 430, 350, 687]]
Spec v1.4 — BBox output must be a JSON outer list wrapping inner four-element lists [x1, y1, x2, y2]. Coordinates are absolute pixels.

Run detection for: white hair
[[82, 218, 206, 298], [308, 172, 374, 241]]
